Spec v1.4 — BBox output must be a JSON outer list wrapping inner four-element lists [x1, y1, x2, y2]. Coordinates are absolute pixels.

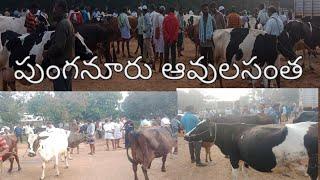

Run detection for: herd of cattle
[[0, 14, 319, 90], [0, 111, 318, 179]]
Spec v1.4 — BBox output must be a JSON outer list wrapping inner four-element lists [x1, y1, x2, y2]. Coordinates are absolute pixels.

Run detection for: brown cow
[[127, 127, 175, 180], [1, 135, 21, 173]]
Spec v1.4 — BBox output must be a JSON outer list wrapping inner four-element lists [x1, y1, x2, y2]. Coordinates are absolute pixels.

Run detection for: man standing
[[14, 125, 23, 143], [227, 6, 241, 28], [256, 4, 269, 29], [135, 7, 144, 55], [181, 106, 206, 167], [47, 0, 75, 91], [170, 115, 181, 154], [153, 6, 165, 72], [25, 4, 39, 33], [265, 6, 284, 37], [124, 120, 134, 149], [210, 2, 226, 29], [142, 5, 155, 70], [87, 120, 95, 155], [118, 8, 132, 58], [199, 3, 216, 80], [163, 7, 179, 75], [177, 9, 185, 57], [69, 120, 80, 154]]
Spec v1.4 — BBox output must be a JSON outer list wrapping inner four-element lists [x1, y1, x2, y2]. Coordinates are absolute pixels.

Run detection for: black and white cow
[[293, 111, 318, 123], [213, 28, 298, 88], [0, 30, 94, 90], [185, 121, 318, 180]]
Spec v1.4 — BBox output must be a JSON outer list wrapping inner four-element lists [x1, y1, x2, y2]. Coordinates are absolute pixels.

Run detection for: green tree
[[122, 92, 177, 121], [0, 93, 22, 126]]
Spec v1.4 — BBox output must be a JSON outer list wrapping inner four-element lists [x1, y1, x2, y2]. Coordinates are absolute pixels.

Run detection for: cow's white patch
[[29, 31, 54, 64], [232, 167, 239, 180], [0, 16, 27, 34], [272, 122, 317, 165]]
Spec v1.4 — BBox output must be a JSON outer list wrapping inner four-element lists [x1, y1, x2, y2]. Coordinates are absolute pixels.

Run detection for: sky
[[178, 88, 251, 101]]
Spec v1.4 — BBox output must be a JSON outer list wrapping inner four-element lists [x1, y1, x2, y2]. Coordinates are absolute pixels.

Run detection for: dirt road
[[1, 39, 319, 91], [2, 137, 310, 180]]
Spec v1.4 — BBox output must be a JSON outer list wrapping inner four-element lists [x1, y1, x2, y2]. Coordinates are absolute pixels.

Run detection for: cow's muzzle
[[28, 150, 36, 157]]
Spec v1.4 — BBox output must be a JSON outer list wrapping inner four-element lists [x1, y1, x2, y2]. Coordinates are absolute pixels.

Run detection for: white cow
[[28, 128, 70, 180], [0, 16, 27, 34]]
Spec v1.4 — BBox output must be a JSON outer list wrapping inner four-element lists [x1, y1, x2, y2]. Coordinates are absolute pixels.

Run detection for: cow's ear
[[38, 136, 49, 141]]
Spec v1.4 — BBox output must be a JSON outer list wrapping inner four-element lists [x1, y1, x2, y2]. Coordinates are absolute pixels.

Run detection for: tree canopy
[[0, 92, 177, 126]]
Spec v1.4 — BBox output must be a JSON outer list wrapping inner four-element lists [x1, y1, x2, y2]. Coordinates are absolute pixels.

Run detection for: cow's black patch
[[226, 28, 249, 64], [238, 125, 288, 172], [252, 34, 278, 66]]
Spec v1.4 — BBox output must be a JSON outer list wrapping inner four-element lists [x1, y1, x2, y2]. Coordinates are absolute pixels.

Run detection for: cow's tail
[[126, 131, 138, 164], [126, 147, 135, 164]]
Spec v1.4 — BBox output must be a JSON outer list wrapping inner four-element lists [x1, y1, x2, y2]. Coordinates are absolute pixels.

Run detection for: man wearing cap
[[210, 2, 226, 29], [142, 5, 155, 69], [227, 6, 241, 28], [177, 9, 185, 57], [199, 2, 216, 80]]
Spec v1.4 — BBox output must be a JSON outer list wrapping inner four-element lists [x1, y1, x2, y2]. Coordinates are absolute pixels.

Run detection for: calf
[[185, 121, 318, 180], [201, 141, 213, 162], [1, 135, 21, 173], [28, 129, 70, 180], [67, 132, 87, 159], [127, 127, 176, 180]]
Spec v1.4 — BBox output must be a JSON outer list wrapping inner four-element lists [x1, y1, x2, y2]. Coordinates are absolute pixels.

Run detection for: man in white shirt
[[257, 4, 269, 29], [264, 6, 284, 36]]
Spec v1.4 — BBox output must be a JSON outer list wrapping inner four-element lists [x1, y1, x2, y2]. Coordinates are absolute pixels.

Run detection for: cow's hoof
[[18, 167, 22, 171], [7, 169, 12, 173], [40, 177, 44, 180], [65, 166, 69, 169], [161, 168, 166, 172]]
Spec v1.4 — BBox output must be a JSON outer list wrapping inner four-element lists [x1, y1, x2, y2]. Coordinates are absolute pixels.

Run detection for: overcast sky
[[178, 88, 250, 101]]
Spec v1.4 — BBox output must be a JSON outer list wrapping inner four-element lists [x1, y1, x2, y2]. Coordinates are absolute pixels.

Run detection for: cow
[[1, 135, 21, 173], [0, 30, 94, 90], [67, 132, 87, 159], [77, 23, 116, 64], [0, 16, 27, 34], [27, 128, 70, 180], [293, 111, 318, 123], [185, 121, 318, 180], [203, 114, 275, 159], [126, 127, 176, 180], [208, 114, 275, 125], [284, 20, 316, 69], [212, 28, 299, 88]]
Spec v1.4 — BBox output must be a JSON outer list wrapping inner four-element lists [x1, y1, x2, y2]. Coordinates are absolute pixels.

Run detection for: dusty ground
[[1, 137, 311, 180], [1, 38, 319, 91]]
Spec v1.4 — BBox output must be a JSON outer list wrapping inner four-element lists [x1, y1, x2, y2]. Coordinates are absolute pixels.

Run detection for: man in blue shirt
[[14, 125, 23, 143], [181, 106, 206, 167]]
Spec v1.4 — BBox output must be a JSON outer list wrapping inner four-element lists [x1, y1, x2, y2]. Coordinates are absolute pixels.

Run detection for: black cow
[[185, 121, 318, 180]]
